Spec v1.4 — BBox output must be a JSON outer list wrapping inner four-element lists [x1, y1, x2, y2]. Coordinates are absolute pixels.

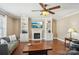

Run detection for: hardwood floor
[[12, 39, 69, 55]]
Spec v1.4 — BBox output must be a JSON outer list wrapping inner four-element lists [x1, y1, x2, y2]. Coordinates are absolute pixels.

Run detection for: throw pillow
[[9, 34, 17, 42], [1, 37, 10, 43], [0, 39, 8, 45]]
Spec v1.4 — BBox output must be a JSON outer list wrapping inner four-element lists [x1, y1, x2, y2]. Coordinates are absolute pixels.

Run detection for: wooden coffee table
[[23, 41, 52, 55]]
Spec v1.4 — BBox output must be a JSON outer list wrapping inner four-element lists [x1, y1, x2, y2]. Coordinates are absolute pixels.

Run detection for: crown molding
[[0, 8, 20, 19], [63, 10, 79, 18]]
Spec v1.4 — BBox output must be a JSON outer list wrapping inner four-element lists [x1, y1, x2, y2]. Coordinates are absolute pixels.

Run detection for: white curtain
[[0, 15, 7, 38]]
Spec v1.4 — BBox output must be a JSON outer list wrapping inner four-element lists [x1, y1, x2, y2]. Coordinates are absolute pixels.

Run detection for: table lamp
[[68, 28, 77, 39]]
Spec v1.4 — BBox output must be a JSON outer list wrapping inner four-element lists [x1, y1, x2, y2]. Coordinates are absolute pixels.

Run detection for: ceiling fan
[[32, 3, 61, 16]]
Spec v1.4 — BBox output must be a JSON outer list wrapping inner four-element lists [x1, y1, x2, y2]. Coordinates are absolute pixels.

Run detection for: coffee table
[[23, 42, 52, 55]]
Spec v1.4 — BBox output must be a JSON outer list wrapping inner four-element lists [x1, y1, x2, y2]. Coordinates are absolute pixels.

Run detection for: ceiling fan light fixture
[[41, 11, 49, 16]]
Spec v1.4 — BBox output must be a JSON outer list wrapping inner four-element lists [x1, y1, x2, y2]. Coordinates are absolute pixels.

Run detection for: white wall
[[57, 13, 79, 41], [7, 16, 20, 38]]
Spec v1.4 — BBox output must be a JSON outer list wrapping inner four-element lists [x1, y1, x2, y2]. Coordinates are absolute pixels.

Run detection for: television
[[32, 22, 43, 28]]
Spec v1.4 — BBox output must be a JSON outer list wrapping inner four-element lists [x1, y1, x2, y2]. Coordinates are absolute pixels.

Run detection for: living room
[[0, 3, 79, 55]]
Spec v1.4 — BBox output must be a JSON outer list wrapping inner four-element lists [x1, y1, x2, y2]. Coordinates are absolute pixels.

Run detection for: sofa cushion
[[8, 41, 18, 53], [1, 37, 10, 43]]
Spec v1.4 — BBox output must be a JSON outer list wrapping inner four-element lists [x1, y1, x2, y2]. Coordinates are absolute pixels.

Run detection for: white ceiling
[[0, 3, 79, 19]]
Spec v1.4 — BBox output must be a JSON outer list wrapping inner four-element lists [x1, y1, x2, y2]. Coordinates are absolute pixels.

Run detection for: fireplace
[[32, 29, 42, 40], [34, 33, 40, 39]]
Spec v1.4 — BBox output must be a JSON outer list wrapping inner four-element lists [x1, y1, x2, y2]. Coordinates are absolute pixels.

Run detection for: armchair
[[67, 40, 79, 55]]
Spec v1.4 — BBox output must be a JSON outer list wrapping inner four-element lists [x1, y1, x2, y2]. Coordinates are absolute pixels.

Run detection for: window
[[0, 15, 7, 38]]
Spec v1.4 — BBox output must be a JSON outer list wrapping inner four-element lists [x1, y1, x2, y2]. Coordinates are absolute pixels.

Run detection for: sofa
[[0, 35, 19, 55]]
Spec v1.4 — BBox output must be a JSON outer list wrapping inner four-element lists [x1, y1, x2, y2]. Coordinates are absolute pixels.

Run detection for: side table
[[65, 38, 73, 47]]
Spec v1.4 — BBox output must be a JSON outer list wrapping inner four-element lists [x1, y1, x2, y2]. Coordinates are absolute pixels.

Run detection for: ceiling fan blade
[[47, 5, 60, 10], [32, 10, 42, 11], [39, 3, 47, 10], [48, 10, 55, 14]]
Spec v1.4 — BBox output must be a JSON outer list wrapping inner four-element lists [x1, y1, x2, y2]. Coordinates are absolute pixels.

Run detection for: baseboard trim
[[56, 37, 65, 42]]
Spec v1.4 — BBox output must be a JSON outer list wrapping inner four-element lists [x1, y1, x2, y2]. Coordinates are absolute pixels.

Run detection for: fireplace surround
[[32, 29, 43, 40]]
